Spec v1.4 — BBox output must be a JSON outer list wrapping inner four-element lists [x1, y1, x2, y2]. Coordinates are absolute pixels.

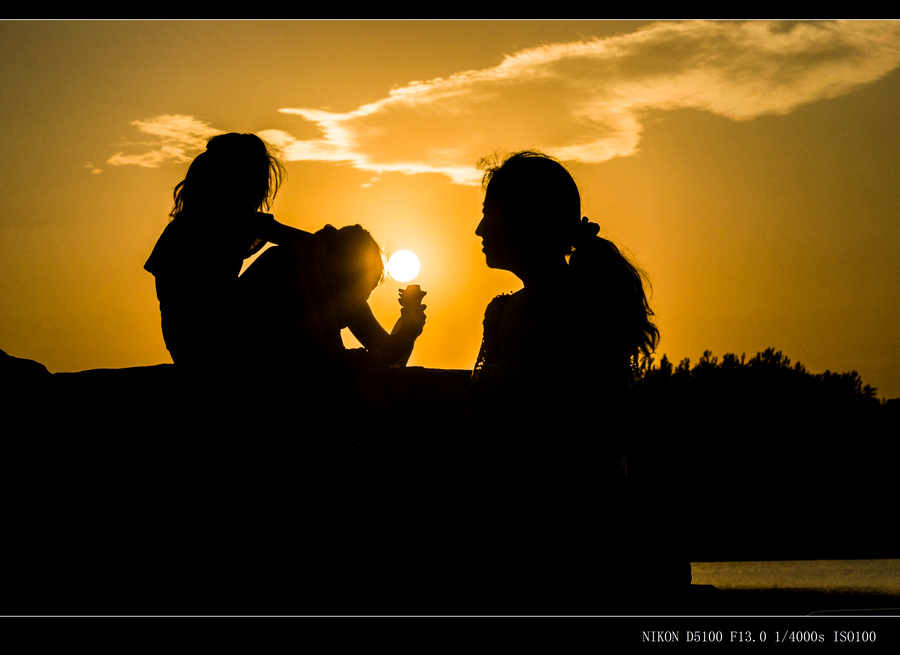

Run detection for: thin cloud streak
[[107, 115, 224, 168], [107, 21, 900, 185]]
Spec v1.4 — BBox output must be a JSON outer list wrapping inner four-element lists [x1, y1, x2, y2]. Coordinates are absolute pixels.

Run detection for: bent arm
[[258, 213, 326, 260], [347, 291, 426, 367]]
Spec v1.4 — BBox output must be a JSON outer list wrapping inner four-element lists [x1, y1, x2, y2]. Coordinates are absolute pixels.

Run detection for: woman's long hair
[[479, 150, 659, 371], [570, 233, 660, 367], [170, 133, 286, 218]]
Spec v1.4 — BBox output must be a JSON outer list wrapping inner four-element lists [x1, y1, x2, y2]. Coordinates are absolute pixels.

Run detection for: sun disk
[[387, 250, 420, 282]]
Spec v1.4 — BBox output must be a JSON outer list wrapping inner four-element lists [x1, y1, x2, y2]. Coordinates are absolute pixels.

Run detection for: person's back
[[145, 133, 286, 373]]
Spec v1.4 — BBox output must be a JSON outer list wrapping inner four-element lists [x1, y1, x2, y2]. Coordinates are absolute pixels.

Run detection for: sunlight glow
[[387, 250, 420, 282]]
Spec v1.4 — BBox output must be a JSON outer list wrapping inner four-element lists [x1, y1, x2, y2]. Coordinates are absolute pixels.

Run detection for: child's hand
[[398, 285, 427, 309], [398, 285, 427, 335]]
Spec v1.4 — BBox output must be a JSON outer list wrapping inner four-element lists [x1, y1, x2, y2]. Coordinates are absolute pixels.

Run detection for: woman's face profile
[[476, 184, 519, 272]]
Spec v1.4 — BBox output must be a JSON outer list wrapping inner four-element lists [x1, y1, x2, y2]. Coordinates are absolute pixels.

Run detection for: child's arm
[[347, 286, 427, 367]]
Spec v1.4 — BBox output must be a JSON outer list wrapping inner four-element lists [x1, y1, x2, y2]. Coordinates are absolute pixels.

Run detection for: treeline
[[636, 347, 883, 405], [626, 347, 895, 457], [623, 348, 897, 561]]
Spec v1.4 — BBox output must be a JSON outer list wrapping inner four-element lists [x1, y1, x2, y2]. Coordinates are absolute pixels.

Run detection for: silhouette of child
[[241, 222, 427, 374], [144, 133, 426, 383]]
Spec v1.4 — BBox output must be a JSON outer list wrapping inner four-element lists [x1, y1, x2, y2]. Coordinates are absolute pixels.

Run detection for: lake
[[690, 559, 900, 595]]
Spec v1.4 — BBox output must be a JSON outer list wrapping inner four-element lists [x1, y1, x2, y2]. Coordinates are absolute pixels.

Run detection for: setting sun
[[387, 250, 420, 282]]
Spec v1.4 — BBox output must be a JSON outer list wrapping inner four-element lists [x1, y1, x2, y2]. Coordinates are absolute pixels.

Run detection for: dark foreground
[[2, 351, 896, 616]]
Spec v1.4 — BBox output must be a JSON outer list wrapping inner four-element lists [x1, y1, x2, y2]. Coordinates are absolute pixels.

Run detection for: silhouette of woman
[[460, 151, 667, 610], [472, 150, 658, 426], [144, 133, 426, 386]]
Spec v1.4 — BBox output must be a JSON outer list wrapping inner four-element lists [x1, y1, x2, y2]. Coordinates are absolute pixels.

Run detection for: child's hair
[[171, 132, 286, 218], [315, 224, 386, 291], [479, 150, 659, 365]]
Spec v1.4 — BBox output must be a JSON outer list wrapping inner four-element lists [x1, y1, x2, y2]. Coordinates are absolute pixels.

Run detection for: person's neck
[[518, 257, 569, 291]]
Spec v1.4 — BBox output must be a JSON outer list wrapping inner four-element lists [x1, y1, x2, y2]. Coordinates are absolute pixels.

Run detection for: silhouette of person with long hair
[[472, 150, 657, 439], [141, 133, 433, 613], [458, 150, 673, 612], [144, 133, 426, 390]]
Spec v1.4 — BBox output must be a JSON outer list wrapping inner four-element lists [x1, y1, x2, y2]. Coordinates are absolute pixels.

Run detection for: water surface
[[690, 559, 900, 595]]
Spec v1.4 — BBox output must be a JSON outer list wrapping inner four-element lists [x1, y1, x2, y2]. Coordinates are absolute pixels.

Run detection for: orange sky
[[2, 20, 899, 399]]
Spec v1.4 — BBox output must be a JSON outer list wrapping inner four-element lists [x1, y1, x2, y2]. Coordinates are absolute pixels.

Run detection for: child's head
[[172, 133, 286, 217], [316, 225, 385, 327]]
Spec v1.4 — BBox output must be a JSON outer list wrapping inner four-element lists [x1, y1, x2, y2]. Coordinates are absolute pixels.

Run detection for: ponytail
[[569, 221, 660, 369]]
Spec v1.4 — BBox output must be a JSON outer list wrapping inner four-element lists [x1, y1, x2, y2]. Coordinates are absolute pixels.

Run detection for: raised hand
[[398, 284, 427, 335], [398, 284, 427, 309]]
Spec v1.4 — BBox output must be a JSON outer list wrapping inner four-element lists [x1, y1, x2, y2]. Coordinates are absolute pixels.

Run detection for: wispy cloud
[[107, 115, 224, 168], [107, 21, 900, 185]]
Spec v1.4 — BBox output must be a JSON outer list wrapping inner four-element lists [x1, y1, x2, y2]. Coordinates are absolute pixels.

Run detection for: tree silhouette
[[638, 347, 880, 402], [625, 347, 896, 561]]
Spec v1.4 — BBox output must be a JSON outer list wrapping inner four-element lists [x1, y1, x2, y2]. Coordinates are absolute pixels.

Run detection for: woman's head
[[316, 225, 385, 327], [476, 151, 582, 270], [478, 150, 659, 370], [171, 133, 286, 217]]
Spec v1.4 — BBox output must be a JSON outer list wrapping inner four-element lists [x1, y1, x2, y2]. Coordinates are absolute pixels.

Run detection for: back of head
[[315, 224, 385, 292], [172, 132, 285, 217]]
